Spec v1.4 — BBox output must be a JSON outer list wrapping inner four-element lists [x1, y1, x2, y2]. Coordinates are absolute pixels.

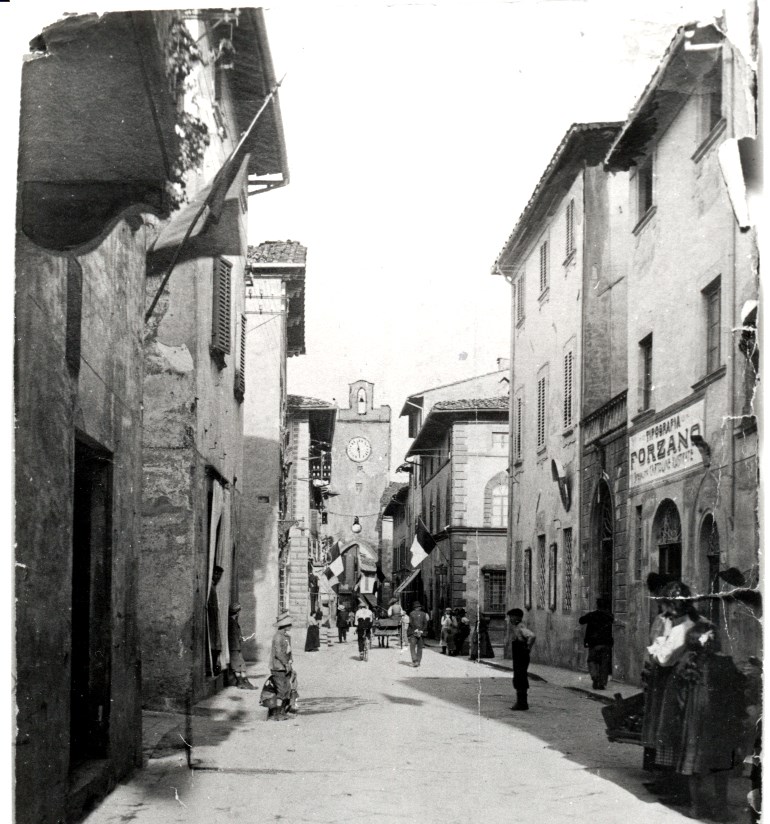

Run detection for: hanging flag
[[410, 518, 437, 568], [375, 562, 386, 583], [322, 567, 339, 594]]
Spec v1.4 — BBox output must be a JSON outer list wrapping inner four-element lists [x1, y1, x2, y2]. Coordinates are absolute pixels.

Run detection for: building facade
[[138, 9, 288, 710], [605, 22, 759, 682], [493, 124, 624, 670], [283, 395, 336, 627], [240, 241, 306, 662], [327, 380, 391, 601]]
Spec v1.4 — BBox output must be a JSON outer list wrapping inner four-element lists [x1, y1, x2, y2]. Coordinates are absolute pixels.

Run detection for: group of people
[[639, 577, 750, 821], [439, 607, 472, 656]]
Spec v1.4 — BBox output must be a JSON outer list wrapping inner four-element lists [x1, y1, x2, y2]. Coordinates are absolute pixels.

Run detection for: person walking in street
[[440, 608, 457, 655], [266, 610, 298, 721], [336, 605, 349, 643], [407, 601, 429, 667], [387, 597, 404, 648], [304, 609, 322, 652], [579, 597, 615, 690], [227, 602, 255, 689], [507, 608, 536, 710], [355, 600, 374, 659]]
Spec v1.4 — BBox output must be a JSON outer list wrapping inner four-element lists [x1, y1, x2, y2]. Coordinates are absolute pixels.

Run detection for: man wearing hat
[[267, 611, 297, 720], [407, 601, 429, 667]]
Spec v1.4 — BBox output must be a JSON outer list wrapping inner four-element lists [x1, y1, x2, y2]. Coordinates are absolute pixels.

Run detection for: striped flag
[[410, 518, 437, 568]]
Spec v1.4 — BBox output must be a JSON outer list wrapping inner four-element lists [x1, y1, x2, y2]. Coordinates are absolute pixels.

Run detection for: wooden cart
[[373, 617, 401, 647]]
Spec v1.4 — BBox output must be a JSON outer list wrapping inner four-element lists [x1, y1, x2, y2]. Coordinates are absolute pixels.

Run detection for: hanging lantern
[[351, 516, 362, 534]]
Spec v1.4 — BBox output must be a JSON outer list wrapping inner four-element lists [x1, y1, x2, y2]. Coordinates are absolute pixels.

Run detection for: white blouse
[[647, 617, 694, 667]]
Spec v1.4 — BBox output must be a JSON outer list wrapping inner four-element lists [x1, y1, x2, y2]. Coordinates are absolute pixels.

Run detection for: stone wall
[[15, 218, 147, 824]]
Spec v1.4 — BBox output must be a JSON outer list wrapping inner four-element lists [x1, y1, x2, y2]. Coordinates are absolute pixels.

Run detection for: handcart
[[601, 691, 645, 745]]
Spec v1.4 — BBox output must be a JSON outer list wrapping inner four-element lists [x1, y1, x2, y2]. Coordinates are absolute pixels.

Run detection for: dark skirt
[[304, 625, 320, 651]]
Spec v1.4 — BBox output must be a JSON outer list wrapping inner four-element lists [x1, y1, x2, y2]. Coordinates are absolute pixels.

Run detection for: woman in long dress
[[304, 609, 321, 651], [643, 581, 746, 821]]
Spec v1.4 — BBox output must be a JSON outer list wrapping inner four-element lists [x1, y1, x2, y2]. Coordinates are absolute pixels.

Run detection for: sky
[[242, 0, 742, 474], [0, 0, 752, 480]]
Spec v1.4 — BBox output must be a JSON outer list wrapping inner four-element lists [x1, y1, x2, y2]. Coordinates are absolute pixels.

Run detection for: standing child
[[507, 608, 536, 710]]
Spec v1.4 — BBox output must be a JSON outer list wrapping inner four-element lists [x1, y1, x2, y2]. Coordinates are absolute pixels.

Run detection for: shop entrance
[[70, 437, 112, 767], [654, 500, 682, 582]]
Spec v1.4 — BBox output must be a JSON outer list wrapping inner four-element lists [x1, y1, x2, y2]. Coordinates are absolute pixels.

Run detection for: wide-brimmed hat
[[229, 602, 241, 614], [274, 610, 293, 628]]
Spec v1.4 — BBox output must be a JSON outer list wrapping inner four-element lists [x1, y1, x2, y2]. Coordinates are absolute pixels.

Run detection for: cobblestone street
[[81, 641, 746, 824]]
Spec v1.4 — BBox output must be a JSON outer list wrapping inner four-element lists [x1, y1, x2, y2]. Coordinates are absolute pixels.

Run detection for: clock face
[[346, 436, 371, 462]]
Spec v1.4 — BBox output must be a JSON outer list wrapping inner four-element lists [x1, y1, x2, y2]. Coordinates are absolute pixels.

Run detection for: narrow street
[[82, 642, 711, 824]]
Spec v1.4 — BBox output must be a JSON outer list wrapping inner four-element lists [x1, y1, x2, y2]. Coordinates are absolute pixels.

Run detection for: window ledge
[[562, 248, 576, 268], [562, 425, 574, 437], [631, 408, 656, 426], [692, 118, 727, 164], [691, 364, 726, 393], [516, 317, 526, 329], [538, 287, 550, 304], [632, 205, 657, 236], [536, 445, 547, 457]]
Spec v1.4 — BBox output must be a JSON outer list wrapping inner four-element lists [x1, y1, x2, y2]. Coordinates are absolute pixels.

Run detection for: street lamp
[[351, 516, 362, 534]]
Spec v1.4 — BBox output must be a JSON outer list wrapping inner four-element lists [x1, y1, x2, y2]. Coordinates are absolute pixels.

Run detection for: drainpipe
[[493, 262, 515, 609]]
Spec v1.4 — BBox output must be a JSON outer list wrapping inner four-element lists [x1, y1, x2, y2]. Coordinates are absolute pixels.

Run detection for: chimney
[[497, 358, 510, 371]]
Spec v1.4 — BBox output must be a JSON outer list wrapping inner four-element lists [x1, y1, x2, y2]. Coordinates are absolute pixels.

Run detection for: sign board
[[629, 400, 704, 489]]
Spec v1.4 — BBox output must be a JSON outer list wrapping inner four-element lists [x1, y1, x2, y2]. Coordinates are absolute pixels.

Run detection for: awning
[[394, 567, 421, 595]]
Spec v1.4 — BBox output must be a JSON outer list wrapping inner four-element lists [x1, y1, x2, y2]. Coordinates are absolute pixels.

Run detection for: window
[[211, 257, 232, 365], [634, 505, 643, 581], [235, 313, 246, 401], [704, 278, 721, 374], [548, 543, 557, 611], [639, 334, 653, 411], [536, 536, 546, 609], [563, 350, 574, 429], [539, 240, 549, 294], [565, 198, 575, 259], [514, 395, 523, 460], [700, 61, 723, 139], [636, 155, 654, 223], [562, 528, 573, 612], [66, 258, 83, 376], [490, 484, 508, 527], [537, 374, 547, 449], [515, 274, 526, 324], [483, 570, 506, 613], [524, 548, 532, 610]]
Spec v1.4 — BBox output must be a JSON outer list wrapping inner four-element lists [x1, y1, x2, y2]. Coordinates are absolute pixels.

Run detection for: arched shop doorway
[[593, 480, 614, 605], [653, 499, 682, 581]]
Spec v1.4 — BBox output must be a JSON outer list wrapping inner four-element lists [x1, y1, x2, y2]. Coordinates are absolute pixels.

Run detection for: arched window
[[491, 485, 508, 527], [357, 388, 367, 414], [653, 499, 682, 580]]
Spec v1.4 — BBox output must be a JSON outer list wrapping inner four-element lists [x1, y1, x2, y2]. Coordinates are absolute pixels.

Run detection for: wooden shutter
[[537, 376, 546, 448], [566, 199, 575, 257], [539, 241, 548, 293], [211, 257, 232, 358], [563, 350, 573, 429], [235, 313, 246, 401]]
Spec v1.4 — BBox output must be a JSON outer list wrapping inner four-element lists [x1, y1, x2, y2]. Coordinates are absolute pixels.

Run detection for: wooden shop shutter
[[211, 257, 232, 356]]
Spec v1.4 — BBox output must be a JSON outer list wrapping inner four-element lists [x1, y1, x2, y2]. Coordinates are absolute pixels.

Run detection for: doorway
[[700, 514, 721, 623], [70, 437, 112, 767], [594, 480, 614, 605], [654, 500, 682, 582]]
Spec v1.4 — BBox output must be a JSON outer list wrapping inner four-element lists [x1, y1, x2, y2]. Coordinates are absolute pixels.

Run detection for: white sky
[[247, 0, 740, 473]]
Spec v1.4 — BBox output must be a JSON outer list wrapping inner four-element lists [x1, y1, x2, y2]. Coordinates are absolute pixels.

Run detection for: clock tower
[[327, 380, 391, 587]]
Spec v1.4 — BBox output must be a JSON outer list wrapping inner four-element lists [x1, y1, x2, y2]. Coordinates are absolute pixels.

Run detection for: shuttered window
[[537, 375, 546, 449], [536, 535, 546, 609], [539, 240, 549, 294], [566, 199, 575, 258], [211, 257, 232, 362], [514, 396, 523, 460], [562, 528, 573, 612], [515, 275, 525, 324], [563, 350, 573, 429], [235, 313, 246, 401]]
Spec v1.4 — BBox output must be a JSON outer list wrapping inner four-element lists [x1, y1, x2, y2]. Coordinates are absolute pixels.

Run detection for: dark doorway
[[70, 437, 112, 767], [595, 481, 614, 604], [700, 514, 721, 624]]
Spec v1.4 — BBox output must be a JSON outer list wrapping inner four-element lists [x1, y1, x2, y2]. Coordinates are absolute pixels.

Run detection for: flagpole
[[144, 75, 286, 324]]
